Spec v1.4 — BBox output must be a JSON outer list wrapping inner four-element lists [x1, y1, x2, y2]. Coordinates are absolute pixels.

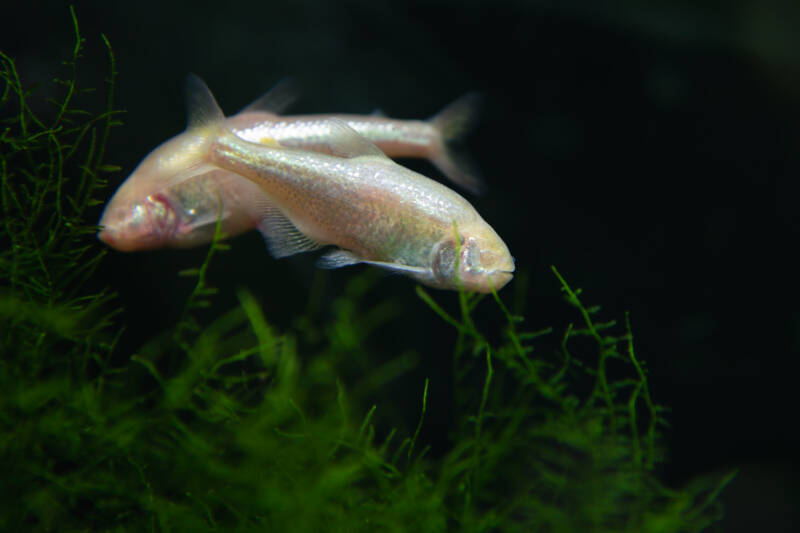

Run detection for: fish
[[96, 143, 268, 252], [181, 77, 514, 293], [98, 77, 481, 252], [230, 90, 483, 194]]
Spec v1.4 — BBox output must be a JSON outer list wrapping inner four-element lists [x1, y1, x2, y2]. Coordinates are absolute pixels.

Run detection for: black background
[[4, 1, 798, 530]]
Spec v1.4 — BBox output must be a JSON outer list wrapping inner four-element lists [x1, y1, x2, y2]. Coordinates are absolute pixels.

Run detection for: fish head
[[430, 222, 515, 293], [98, 130, 219, 251], [97, 186, 181, 251]]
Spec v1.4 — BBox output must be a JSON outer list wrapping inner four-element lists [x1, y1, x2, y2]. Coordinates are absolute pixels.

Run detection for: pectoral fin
[[256, 206, 322, 258]]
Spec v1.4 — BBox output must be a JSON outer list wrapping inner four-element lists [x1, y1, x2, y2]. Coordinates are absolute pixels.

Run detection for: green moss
[[1, 9, 733, 532]]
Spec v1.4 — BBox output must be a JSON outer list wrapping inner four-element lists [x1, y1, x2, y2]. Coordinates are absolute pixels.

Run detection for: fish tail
[[429, 92, 484, 194]]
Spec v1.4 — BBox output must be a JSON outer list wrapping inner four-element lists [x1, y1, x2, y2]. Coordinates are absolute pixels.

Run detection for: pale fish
[[230, 88, 483, 193], [98, 77, 481, 251], [187, 80, 514, 292]]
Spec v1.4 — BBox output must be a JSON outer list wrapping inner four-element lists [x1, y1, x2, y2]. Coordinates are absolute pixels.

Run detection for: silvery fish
[[184, 78, 514, 292], [98, 78, 481, 252], [231, 88, 483, 193]]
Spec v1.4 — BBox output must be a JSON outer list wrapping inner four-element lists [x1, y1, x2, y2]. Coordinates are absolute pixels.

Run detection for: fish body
[[229, 93, 481, 192], [98, 81, 480, 252], [208, 119, 513, 292]]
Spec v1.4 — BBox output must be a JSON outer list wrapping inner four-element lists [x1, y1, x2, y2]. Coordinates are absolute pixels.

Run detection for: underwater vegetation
[[1, 9, 735, 532]]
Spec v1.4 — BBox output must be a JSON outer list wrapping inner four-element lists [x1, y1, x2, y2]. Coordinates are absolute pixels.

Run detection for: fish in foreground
[[200, 83, 513, 292], [98, 78, 481, 252]]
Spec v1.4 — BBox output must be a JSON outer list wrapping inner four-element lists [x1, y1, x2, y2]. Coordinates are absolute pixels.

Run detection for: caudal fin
[[429, 92, 484, 194]]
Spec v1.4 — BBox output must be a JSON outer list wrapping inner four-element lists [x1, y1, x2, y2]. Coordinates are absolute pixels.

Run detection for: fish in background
[[98, 78, 482, 252], [231, 83, 483, 194]]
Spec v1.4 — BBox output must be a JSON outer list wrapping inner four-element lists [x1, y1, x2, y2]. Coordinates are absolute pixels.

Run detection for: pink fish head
[[98, 187, 180, 251], [97, 125, 221, 251]]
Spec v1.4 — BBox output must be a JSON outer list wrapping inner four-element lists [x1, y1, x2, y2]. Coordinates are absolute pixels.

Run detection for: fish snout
[[487, 268, 514, 292], [96, 223, 145, 252], [475, 242, 515, 293], [97, 194, 179, 251], [97, 225, 118, 248]]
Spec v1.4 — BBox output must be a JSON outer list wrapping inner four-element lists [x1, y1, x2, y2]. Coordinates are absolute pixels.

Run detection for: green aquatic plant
[[1, 6, 123, 528], [0, 9, 734, 532], [1, 7, 120, 357], [416, 271, 735, 531]]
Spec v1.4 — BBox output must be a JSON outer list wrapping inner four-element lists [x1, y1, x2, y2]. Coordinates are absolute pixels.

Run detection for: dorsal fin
[[238, 78, 299, 115], [185, 73, 225, 130], [324, 118, 390, 159]]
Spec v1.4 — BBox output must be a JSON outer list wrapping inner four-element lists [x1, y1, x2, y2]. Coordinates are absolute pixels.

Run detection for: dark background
[[4, 1, 798, 530]]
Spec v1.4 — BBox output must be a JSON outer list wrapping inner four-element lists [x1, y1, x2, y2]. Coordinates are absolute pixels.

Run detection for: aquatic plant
[[0, 9, 733, 532], [416, 270, 735, 532], [1, 7, 120, 355]]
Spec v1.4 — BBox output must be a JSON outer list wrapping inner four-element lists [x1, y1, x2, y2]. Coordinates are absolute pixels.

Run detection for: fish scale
[[208, 116, 513, 292]]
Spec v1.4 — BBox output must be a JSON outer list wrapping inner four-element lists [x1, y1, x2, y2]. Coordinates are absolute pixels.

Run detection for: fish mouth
[[97, 226, 117, 247], [96, 224, 146, 252], [484, 269, 514, 292]]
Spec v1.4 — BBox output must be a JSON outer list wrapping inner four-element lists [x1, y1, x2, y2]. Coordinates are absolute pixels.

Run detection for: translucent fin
[[316, 249, 363, 269], [256, 206, 322, 258], [429, 92, 485, 194], [317, 249, 430, 277], [324, 119, 391, 160], [362, 260, 429, 275], [162, 162, 218, 190], [185, 73, 225, 130], [430, 149, 484, 195], [430, 92, 482, 142], [238, 78, 299, 115]]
